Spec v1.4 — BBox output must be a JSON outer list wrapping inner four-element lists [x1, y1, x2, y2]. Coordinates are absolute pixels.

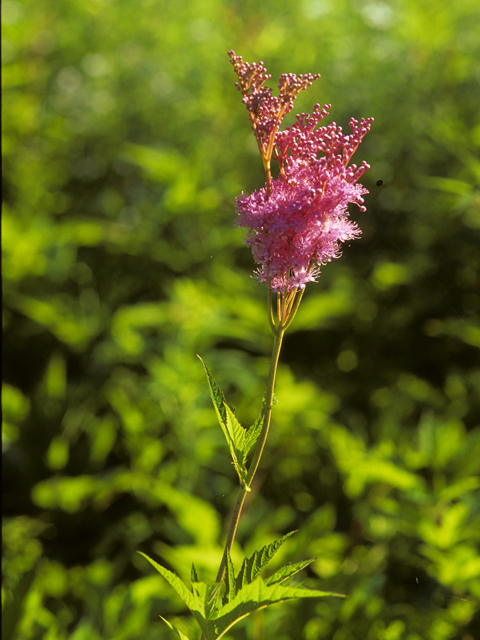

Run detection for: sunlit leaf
[[160, 616, 193, 640], [235, 531, 297, 591], [191, 563, 199, 587], [198, 356, 248, 485], [138, 552, 207, 634], [224, 404, 247, 484], [264, 558, 316, 586], [213, 576, 345, 639], [244, 403, 265, 459], [224, 550, 237, 604]]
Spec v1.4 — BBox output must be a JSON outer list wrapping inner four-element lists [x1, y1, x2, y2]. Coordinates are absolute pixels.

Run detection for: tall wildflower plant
[[141, 52, 373, 639]]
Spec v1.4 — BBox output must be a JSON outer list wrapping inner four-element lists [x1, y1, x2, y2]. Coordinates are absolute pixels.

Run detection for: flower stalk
[[145, 51, 372, 640], [215, 288, 303, 584], [213, 53, 372, 587]]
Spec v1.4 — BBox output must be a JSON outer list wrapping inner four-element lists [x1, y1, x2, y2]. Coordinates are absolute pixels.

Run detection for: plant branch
[[215, 322, 285, 584], [214, 286, 304, 587]]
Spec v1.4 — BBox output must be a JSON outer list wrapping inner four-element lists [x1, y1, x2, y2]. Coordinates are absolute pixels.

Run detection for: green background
[[3, 0, 480, 638]]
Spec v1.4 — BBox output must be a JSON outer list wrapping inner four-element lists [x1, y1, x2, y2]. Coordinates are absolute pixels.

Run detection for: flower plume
[[229, 51, 373, 293]]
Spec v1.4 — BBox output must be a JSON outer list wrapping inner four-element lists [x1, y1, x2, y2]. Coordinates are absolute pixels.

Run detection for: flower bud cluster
[[230, 51, 373, 293], [228, 50, 320, 187]]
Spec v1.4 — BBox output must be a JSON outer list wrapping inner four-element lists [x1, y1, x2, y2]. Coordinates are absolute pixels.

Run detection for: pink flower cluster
[[229, 51, 373, 293]]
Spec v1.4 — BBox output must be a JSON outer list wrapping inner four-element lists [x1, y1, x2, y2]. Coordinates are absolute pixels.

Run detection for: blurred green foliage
[[2, 0, 480, 638]]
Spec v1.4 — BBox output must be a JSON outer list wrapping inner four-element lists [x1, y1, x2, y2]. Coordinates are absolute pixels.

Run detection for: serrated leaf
[[264, 558, 316, 586], [224, 404, 246, 452], [192, 581, 223, 620], [224, 550, 237, 604], [212, 576, 345, 639], [160, 616, 193, 640], [138, 552, 208, 635], [198, 356, 229, 427], [235, 531, 297, 591], [199, 356, 249, 486], [191, 563, 199, 587], [205, 583, 223, 620], [183, 580, 224, 638], [224, 404, 248, 484], [139, 552, 197, 609], [243, 403, 265, 459]]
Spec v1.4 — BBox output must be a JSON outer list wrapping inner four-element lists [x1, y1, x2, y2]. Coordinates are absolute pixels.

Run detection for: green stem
[[215, 325, 285, 584], [213, 287, 304, 591], [282, 288, 304, 332], [245, 327, 284, 486]]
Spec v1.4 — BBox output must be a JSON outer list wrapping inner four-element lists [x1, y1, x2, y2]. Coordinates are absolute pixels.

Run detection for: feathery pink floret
[[230, 52, 373, 293], [237, 157, 367, 292]]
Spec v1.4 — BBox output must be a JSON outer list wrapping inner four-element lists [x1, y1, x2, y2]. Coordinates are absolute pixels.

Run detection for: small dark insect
[[376, 180, 383, 186]]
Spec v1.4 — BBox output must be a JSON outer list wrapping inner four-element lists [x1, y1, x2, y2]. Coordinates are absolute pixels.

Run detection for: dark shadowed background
[[3, 0, 480, 638]]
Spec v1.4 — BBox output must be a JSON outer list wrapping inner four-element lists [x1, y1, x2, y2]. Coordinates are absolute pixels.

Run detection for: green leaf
[[198, 356, 249, 486], [198, 356, 229, 428], [205, 583, 223, 620], [213, 576, 345, 639], [224, 404, 246, 455], [224, 550, 237, 604], [224, 404, 248, 485], [244, 403, 265, 459], [235, 530, 297, 591], [139, 552, 197, 609], [138, 552, 208, 635], [184, 580, 224, 638], [264, 558, 316, 586], [191, 563, 199, 587], [191, 580, 223, 620], [160, 616, 193, 640]]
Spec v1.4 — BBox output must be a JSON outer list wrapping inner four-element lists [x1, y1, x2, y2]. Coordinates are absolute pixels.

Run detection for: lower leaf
[[138, 552, 208, 635], [160, 616, 193, 640], [213, 576, 345, 639]]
